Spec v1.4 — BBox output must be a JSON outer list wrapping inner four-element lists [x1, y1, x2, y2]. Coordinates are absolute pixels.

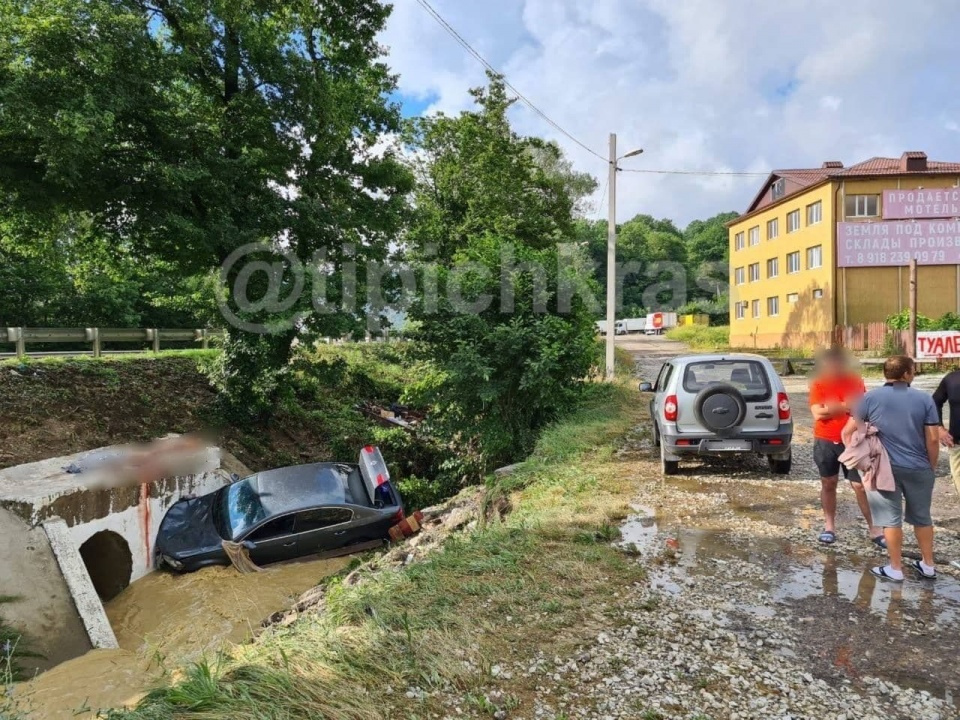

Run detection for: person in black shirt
[[932, 369, 960, 498]]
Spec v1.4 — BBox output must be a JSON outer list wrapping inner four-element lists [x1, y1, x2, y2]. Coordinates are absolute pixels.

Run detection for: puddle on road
[[12, 556, 349, 719], [630, 519, 960, 703], [617, 505, 658, 551]]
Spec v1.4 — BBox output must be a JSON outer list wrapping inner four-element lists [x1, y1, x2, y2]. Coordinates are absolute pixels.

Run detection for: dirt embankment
[[0, 355, 371, 474]]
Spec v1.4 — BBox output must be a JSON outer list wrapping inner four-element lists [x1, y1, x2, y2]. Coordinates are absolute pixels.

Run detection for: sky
[[379, 0, 960, 228]]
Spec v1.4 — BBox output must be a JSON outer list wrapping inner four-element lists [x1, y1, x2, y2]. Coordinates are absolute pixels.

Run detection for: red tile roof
[[739, 152, 960, 219], [832, 156, 960, 176]]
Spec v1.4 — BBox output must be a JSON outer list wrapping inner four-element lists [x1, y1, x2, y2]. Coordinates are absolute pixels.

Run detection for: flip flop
[[871, 535, 888, 550], [870, 565, 904, 583], [910, 559, 936, 580], [818, 530, 837, 545]]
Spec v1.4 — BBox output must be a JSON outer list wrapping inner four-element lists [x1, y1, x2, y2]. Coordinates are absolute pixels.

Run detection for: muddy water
[[13, 557, 348, 719]]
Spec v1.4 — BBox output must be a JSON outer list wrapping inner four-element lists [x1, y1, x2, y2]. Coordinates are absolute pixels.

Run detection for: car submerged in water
[[155, 447, 404, 573]]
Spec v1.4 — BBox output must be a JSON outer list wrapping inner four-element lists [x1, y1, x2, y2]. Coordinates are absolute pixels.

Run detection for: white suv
[[639, 354, 793, 475]]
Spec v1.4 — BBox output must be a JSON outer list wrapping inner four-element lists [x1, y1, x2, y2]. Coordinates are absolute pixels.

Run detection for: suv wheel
[[661, 442, 679, 475], [768, 451, 792, 475]]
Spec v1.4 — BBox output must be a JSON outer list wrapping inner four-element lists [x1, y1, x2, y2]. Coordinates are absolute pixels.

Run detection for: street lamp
[[605, 137, 643, 381]]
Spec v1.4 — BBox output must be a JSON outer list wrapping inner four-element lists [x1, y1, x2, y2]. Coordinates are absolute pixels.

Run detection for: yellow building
[[728, 152, 960, 349]]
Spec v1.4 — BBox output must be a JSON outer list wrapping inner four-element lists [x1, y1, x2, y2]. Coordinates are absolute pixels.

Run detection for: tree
[[402, 75, 600, 476], [0, 0, 411, 418]]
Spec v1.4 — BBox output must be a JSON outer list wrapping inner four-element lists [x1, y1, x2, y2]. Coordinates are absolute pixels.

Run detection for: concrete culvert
[[79, 531, 133, 602]]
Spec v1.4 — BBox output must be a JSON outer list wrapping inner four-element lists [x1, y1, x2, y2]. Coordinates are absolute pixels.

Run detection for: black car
[[155, 459, 404, 573]]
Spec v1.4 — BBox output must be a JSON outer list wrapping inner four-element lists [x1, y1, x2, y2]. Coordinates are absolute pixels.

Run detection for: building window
[[807, 245, 823, 269], [748, 263, 760, 282], [767, 296, 779, 317], [752, 299, 761, 318], [787, 292, 799, 304], [767, 218, 779, 240], [846, 194, 879, 218], [813, 288, 824, 299], [735, 302, 746, 320], [734, 267, 745, 285], [766, 257, 779, 278], [806, 201, 822, 226], [787, 251, 801, 274], [748, 226, 760, 246], [734, 232, 745, 251], [786, 209, 801, 233]]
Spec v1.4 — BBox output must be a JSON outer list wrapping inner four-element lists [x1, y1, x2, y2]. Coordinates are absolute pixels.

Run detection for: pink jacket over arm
[[838, 422, 895, 492]]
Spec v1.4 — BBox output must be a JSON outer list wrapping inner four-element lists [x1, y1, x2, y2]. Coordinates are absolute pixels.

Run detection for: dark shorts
[[813, 439, 861, 483], [866, 465, 935, 528]]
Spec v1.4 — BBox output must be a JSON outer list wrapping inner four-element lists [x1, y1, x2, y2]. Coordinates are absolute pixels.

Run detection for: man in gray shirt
[[842, 356, 941, 582]]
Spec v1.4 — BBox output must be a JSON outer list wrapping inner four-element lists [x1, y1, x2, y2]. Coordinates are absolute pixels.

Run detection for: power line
[[412, 0, 769, 180], [594, 173, 609, 220], [413, 0, 607, 163], [619, 168, 767, 177]]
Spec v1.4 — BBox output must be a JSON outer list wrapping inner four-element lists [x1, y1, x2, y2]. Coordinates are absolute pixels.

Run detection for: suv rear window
[[682, 360, 771, 401]]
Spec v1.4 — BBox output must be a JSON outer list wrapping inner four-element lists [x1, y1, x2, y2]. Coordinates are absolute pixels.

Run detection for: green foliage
[[886, 309, 936, 331], [577, 210, 735, 317], [402, 75, 601, 476], [677, 296, 729, 325], [0, 0, 413, 415]]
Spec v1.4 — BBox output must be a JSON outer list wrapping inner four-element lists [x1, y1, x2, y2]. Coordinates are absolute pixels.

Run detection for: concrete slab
[[42, 518, 118, 649], [0, 508, 91, 673]]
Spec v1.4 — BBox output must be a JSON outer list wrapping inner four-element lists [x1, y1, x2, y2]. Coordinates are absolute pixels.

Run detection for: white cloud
[[820, 96, 842, 111], [381, 0, 960, 225]]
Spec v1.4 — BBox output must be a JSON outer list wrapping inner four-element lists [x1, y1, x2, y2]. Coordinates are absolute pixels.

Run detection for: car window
[[246, 514, 295, 542], [654, 363, 671, 391], [682, 360, 771, 402], [295, 507, 354, 533], [660, 364, 674, 391]]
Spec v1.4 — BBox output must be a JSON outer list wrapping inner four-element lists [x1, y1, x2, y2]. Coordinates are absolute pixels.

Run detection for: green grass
[[95, 379, 648, 720], [1, 349, 219, 368], [665, 325, 730, 350]]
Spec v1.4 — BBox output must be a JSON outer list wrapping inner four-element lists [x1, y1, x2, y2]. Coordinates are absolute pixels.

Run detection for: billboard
[[837, 220, 960, 267], [883, 189, 960, 220], [917, 331, 960, 359]]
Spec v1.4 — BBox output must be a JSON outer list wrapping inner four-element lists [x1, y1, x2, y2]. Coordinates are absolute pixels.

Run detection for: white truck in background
[[595, 321, 610, 335], [644, 311, 678, 335], [614, 318, 647, 335]]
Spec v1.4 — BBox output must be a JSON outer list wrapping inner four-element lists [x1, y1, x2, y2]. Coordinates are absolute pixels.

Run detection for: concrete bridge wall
[[0, 443, 245, 670]]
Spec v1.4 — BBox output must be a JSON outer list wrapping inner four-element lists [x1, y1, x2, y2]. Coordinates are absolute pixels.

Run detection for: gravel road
[[451, 336, 960, 720]]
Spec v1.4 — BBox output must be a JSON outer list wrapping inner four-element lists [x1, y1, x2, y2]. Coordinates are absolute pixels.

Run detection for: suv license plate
[[707, 440, 752, 452]]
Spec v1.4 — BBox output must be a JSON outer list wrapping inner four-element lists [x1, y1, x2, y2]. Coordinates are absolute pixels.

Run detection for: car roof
[[250, 462, 369, 517], [668, 353, 772, 365]]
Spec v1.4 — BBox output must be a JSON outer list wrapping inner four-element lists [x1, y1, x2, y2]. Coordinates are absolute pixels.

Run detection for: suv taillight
[[777, 392, 791, 421], [664, 395, 678, 422]]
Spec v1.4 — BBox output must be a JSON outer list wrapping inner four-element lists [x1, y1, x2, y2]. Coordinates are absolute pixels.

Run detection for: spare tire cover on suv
[[693, 383, 747, 437]]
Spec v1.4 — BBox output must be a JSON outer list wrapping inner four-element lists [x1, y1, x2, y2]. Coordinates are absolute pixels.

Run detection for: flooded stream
[[12, 556, 348, 719]]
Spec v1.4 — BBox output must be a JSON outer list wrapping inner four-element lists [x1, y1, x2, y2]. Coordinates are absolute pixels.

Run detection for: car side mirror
[[639, 382, 653, 393], [242, 540, 256, 552]]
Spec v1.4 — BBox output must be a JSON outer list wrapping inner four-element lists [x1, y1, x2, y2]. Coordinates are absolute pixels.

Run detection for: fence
[[1, 327, 224, 359], [832, 322, 909, 354]]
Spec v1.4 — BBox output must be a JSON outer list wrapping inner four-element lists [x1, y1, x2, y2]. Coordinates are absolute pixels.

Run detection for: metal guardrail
[[1, 327, 223, 359]]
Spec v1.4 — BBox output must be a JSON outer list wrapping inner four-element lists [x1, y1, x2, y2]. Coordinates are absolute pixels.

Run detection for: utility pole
[[908, 258, 918, 357], [605, 134, 618, 381], [604, 136, 643, 382]]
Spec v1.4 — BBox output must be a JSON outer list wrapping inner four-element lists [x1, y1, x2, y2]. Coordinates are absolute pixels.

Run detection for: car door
[[651, 363, 673, 427], [292, 507, 356, 557], [242, 514, 297, 566]]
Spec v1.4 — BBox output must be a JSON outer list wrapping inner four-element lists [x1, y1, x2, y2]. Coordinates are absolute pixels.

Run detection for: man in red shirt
[[809, 347, 885, 547]]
